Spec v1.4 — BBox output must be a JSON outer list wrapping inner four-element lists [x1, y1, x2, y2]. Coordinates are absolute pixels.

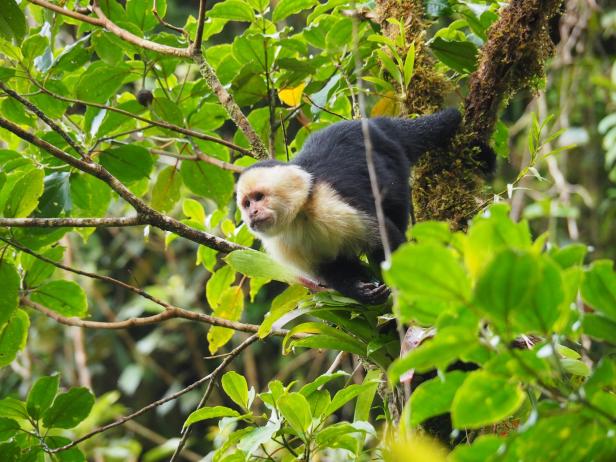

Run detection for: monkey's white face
[[236, 165, 312, 237]]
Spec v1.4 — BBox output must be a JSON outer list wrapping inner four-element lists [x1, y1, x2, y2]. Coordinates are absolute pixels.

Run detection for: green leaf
[[92, 31, 124, 65], [582, 313, 616, 343], [258, 285, 308, 338], [278, 392, 312, 438], [386, 243, 471, 304], [42, 387, 95, 429], [45, 436, 85, 462], [581, 260, 616, 321], [150, 96, 184, 127], [0, 261, 19, 326], [0, 0, 27, 43], [0, 397, 27, 420], [430, 37, 478, 74], [225, 249, 296, 283], [100, 145, 155, 184], [409, 371, 468, 426], [0, 417, 20, 441], [403, 42, 415, 88], [0, 309, 29, 368], [70, 174, 112, 218], [283, 322, 366, 356], [183, 406, 240, 427], [221, 371, 249, 409], [26, 375, 60, 420], [299, 371, 348, 398], [475, 250, 563, 334], [206, 265, 235, 309], [31, 280, 88, 318], [3, 168, 44, 218], [323, 381, 378, 417], [272, 0, 317, 22], [354, 369, 380, 423], [180, 160, 234, 207], [451, 370, 525, 429], [76, 63, 131, 104], [208, 0, 255, 22], [388, 327, 477, 381], [126, 0, 168, 32], [449, 434, 502, 462], [207, 286, 244, 354], [151, 166, 182, 213], [376, 49, 401, 83], [325, 17, 352, 50], [550, 243, 587, 269]]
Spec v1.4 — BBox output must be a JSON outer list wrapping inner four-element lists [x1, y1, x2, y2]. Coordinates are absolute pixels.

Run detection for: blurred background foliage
[[0, 0, 614, 460]]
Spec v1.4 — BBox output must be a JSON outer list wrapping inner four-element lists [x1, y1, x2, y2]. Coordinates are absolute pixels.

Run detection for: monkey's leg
[[318, 256, 390, 305]]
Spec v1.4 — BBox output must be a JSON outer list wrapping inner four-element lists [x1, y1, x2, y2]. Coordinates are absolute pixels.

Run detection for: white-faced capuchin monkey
[[236, 109, 491, 304]]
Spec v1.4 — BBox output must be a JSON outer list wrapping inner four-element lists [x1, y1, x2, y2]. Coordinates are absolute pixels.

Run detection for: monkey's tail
[[395, 108, 463, 160]]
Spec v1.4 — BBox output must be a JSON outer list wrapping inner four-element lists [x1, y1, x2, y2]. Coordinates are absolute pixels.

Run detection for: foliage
[[0, 0, 614, 461]]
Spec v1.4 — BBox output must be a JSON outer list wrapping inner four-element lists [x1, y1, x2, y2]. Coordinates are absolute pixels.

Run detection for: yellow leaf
[[278, 83, 306, 107], [371, 91, 399, 116], [383, 434, 447, 462]]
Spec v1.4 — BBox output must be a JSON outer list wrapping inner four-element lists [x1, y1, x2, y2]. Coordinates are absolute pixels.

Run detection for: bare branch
[[192, 51, 270, 159], [23, 298, 292, 336], [0, 116, 245, 253], [0, 82, 88, 160], [193, 0, 208, 52], [45, 334, 260, 454], [151, 147, 245, 173], [0, 217, 146, 228]]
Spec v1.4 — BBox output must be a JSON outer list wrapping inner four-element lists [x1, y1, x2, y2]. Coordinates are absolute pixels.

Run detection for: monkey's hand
[[354, 281, 390, 305]]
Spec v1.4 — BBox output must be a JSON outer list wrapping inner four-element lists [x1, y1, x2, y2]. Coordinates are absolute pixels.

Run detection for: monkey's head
[[236, 163, 312, 237]]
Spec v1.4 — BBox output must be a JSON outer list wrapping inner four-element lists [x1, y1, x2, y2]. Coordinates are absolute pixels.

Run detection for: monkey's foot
[[355, 281, 390, 305]]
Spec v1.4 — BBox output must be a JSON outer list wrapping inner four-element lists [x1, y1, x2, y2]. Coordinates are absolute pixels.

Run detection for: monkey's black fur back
[[292, 109, 462, 246]]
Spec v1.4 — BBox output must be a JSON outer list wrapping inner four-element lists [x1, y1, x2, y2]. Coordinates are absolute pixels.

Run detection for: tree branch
[[0, 217, 146, 228], [44, 334, 259, 454], [0, 81, 88, 159], [193, 0, 208, 53], [0, 116, 245, 253]]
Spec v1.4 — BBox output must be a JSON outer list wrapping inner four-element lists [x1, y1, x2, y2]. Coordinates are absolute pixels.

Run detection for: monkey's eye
[[254, 192, 264, 201], [242, 199, 250, 208]]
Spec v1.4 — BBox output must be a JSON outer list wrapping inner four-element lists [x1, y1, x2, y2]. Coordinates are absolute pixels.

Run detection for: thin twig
[[0, 216, 146, 228], [45, 335, 260, 454], [0, 81, 88, 160]]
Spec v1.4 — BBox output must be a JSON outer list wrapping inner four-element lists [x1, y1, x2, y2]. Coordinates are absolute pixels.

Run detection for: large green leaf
[[126, 0, 167, 32], [151, 166, 182, 213], [31, 280, 88, 318], [388, 327, 477, 381], [207, 286, 244, 354], [206, 265, 235, 309], [386, 243, 471, 304], [475, 250, 563, 334], [258, 285, 308, 338], [208, 0, 255, 22], [278, 392, 312, 438], [26, 375, 59, 420], [224, 249, 296, 283], [3, 168, 44, 218], [283, 322, 366, 356], [100, 145, 154, 183], [272, 0, 317, 22], [451, 370, 525, 429], [0, 309, 29, 368], [409, 370, 468, 426], [323, 380, 378, 418], [180, 160, 234, 207], [42, 387, 95, 429], [0, 0, 27, 42], [0, 397, 27, 420], [221, 371, 249, 409], [581, 260, 616, 321], [75, 63, 131, 104], [0, 417, 20, 441], [430, 37, 477, 74], [0, 261, 19, 326], [70, 174, 112, 218], [183, 406, 240, 428]]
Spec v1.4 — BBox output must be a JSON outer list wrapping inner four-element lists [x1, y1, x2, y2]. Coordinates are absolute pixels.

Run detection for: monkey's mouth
[[250, 216, 274, 231]]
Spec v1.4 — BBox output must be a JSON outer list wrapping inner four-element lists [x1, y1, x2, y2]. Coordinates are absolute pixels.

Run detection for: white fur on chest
[[258, 182, 376, 278]]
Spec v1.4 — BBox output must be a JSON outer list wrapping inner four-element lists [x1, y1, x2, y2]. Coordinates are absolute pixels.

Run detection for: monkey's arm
[[317, 256, 390, 305]]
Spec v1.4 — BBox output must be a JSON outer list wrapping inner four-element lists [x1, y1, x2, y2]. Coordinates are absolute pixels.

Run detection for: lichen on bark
[[375, 0, 563, 230]]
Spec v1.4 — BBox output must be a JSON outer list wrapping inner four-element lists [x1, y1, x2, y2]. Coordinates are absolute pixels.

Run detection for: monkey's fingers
[[356, 281, 391, 305]]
